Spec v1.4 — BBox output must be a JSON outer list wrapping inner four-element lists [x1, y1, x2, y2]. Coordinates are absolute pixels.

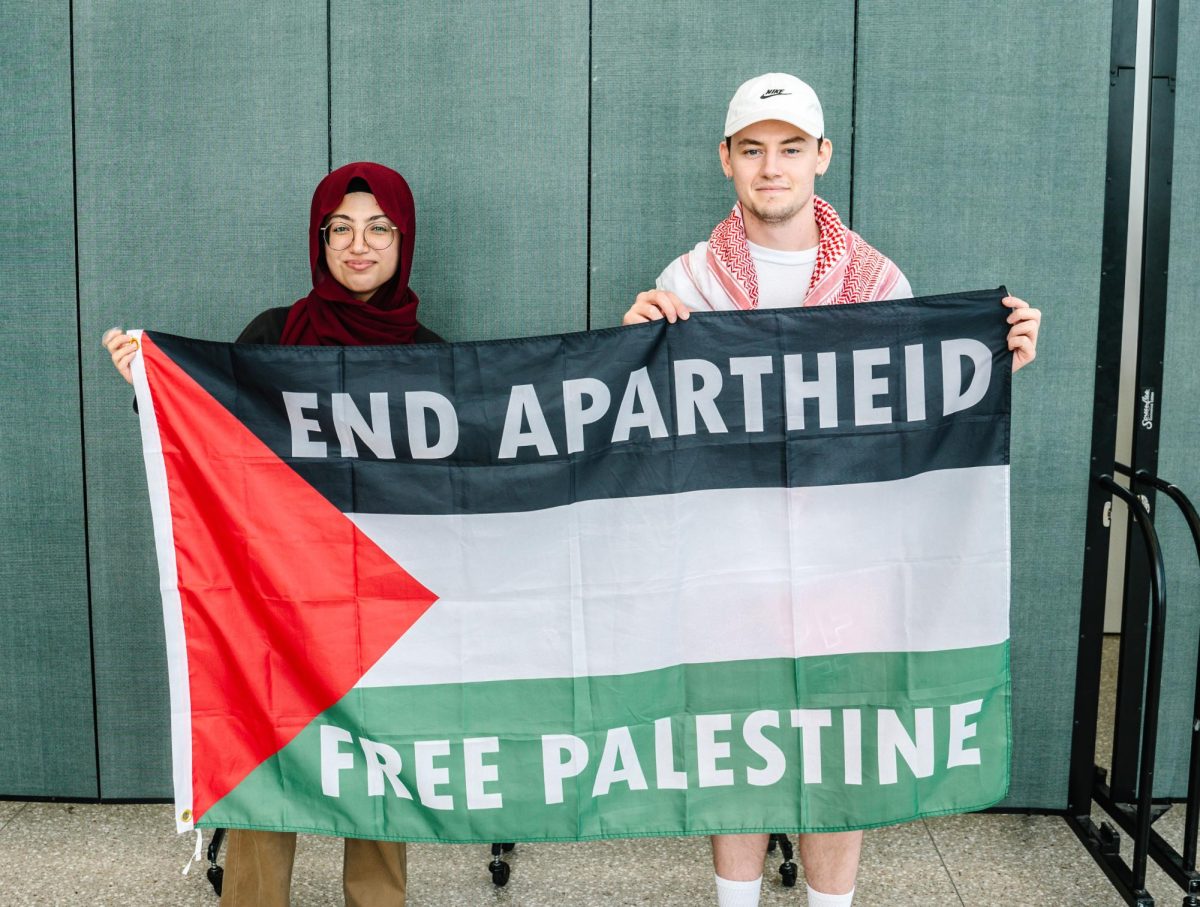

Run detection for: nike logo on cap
[[760, 89, 791, 99]]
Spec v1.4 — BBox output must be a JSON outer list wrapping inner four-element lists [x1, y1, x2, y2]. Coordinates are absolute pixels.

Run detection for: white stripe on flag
[[351, 465, 1010, 689], [130, 332, 195, 831]]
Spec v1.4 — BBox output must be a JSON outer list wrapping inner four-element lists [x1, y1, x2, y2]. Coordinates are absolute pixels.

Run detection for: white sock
[[715, 873, 762, 907], [806, 884, 855, 907]]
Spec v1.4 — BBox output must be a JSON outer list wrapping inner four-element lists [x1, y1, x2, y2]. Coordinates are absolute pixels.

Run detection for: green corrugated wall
[[852, 1, 1111, 811], [0, 0, 97, 798], [0, 2, 1128, 810]]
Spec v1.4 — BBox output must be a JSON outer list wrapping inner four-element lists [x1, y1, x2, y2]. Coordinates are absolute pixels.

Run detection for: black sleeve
[[236, 307, 291, 345], [413, 323, 446, 344]]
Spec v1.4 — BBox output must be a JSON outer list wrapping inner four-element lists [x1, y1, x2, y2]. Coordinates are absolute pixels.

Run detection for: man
[[622, 73, 1040, 907]]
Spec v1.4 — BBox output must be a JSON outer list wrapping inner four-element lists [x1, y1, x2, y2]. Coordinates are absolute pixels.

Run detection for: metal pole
[[1099, 474, 1167, 889]]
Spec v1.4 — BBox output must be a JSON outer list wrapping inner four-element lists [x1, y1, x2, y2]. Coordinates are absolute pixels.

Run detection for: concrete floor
[[0, 803, 1191, 906], [1, 637, 1193, 906]]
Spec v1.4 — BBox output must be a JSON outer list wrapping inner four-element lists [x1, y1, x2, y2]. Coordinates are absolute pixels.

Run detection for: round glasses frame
[[320, 219, 399, 251]]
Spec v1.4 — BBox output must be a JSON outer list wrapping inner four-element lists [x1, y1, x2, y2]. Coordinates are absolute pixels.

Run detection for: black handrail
[[1118, 462, 1200, 871], [1097, 473, 1168, 889]]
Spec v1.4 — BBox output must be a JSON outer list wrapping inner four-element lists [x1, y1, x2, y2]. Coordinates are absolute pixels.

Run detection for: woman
[[104, 161, 439, 906]]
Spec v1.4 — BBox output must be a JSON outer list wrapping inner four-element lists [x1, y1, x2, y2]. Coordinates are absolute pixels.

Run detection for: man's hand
[[1003, 296, 1041, 373], [623, 290, 690, 325], [102, 327, 138, 385]]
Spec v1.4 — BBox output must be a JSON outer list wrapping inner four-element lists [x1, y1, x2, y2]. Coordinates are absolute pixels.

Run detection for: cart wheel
[[206, 865, 224, 896], [491, 860, 511, 886], [779, 860, 798, 888]]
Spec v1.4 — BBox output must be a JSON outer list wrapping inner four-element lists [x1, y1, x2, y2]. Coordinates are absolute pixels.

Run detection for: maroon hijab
[[280, 162, 421, 346]]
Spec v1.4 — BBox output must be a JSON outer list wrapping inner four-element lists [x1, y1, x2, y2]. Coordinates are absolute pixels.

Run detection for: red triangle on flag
[[140, 334, 438, 820]]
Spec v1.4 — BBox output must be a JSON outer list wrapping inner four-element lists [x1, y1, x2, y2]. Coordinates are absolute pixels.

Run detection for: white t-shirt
[[656, 241, 913, 310], [747, 240, 817, 309]]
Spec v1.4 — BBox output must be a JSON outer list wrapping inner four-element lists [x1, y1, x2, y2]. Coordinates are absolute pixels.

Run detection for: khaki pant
[[220, 829, 407, 907]]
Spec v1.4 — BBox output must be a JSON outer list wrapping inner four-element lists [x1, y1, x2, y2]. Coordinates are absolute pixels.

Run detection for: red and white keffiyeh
[[703, 196, 902, 309]]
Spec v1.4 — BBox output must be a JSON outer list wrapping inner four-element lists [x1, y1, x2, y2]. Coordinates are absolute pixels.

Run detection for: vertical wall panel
[[74, 0, 328, 796], [1154, 0, 1200, 797], [0, 0, 97, 797], [855, 2, 1111, 808], [590, 3, 855, 329], [331, 1, 589, 343]]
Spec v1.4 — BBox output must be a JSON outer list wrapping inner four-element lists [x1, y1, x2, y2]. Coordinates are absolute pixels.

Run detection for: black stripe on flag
[[150, 289, 1011, 516]]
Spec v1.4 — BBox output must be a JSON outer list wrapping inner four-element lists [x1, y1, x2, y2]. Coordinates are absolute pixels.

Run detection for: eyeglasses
[[320, 219, 399, 251]]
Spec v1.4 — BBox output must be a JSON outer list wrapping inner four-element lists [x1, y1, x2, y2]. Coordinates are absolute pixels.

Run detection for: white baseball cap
[[724, 73, 824, 139]]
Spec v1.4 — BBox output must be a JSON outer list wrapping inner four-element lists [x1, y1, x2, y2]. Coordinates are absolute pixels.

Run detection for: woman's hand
[[1003, 296, 1041, 373], [102, 327, 138, 385], [622, 290, 690, 325]]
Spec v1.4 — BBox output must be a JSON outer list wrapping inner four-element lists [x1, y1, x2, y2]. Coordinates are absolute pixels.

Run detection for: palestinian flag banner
[[131, 288, 1012, 842]]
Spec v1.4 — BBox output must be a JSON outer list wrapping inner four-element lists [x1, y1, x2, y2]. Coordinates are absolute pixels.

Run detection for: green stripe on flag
[[204, 643, 1010, 841]]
